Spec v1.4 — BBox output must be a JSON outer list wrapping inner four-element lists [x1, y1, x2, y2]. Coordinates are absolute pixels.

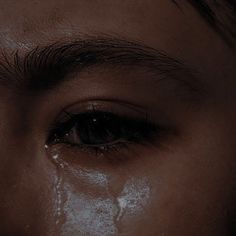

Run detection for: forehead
[[0, 0, 234, 75], [0, 1, 210, 49], [0, 1, 235, 127]]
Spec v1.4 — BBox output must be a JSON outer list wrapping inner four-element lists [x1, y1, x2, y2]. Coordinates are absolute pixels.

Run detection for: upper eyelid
[[53, 110, 149, 131], [61, 99, 148, 116], [45, 99, 150, 137], [50, 105, 152, 131], [48, 110, 159, 144], [59, 99, 148, 118]]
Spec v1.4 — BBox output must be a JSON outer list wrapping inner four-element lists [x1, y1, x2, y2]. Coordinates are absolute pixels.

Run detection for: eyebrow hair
[[0, 37, 201, 93], [181, 0, 236, 46]]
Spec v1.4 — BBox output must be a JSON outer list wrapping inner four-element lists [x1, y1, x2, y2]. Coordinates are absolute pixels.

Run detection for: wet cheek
[[60, 174, 151, 236], [47, 148, 153, 235]]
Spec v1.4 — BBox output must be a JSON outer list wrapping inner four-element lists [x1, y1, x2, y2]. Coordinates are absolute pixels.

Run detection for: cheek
[[47, 133, 235, 236], [146, 144, 235, 235], [48, 146, 155, 235], [59, 175, 151, 236]]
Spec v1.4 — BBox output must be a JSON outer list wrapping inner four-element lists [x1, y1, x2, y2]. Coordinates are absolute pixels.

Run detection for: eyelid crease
[[52, 99, 150, 124]]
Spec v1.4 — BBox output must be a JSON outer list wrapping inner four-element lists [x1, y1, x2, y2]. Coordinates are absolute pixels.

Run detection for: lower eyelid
[[53, 131, 160, 158], [48, 141, 148, 166], [46, 125, 173, 169]]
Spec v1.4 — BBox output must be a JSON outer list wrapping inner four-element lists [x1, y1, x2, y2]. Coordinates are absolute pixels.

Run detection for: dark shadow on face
[[0, 0, 236, 235]]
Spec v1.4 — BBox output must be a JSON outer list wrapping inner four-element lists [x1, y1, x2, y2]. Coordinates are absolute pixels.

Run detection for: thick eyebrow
[[0, 37, 200, 93]]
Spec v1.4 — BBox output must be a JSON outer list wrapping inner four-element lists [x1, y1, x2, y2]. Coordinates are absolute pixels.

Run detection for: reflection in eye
[[47, 105, 162, 157]]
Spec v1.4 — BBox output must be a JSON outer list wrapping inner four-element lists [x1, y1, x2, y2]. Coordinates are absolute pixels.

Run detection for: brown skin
[[0, 0, 236, 235]]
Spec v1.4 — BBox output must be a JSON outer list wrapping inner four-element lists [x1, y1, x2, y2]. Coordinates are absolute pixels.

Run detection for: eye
[[72, 112, 131, 145], [47, 106, 161, 156]]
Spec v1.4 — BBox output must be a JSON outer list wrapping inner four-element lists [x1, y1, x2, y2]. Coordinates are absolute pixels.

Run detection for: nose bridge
[[0, 105, 34, 166], [0, 91, 51, 191], [0, 131, 36, 179], [0, 142, 32, 233], [0, 91, 45, 170], [0, 120, 56, 235]]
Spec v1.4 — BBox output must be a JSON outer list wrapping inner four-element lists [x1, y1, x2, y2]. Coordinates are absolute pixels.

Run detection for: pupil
[[76, 113, 122, 145]]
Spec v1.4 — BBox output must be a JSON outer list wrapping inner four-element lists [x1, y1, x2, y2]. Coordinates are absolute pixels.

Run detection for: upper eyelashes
[[45, 110, 161, 159], [47, 110, 160, 154]]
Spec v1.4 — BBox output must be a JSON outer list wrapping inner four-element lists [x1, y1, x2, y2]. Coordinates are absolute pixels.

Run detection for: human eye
[[46, 100, 167, 163]]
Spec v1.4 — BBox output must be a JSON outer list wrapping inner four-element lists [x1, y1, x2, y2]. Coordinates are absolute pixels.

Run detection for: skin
[[0, 0, 236, 235]]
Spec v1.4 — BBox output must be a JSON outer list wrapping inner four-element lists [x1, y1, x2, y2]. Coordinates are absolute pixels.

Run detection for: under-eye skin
[[46, 100, 167, 159]]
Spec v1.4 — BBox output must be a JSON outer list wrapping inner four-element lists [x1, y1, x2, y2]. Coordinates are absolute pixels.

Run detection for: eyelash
[[47, 109, 161, 157]]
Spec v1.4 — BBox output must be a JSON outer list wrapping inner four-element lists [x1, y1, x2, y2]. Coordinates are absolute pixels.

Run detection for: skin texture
[[0, 0, 236, 235]]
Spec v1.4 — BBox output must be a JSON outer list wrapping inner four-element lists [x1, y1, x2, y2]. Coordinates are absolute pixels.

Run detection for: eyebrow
[[0, 37, 201, 93]]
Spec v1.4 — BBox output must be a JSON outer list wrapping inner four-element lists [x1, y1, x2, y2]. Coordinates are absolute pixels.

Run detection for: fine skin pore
[[0, 1, 236, 236]]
